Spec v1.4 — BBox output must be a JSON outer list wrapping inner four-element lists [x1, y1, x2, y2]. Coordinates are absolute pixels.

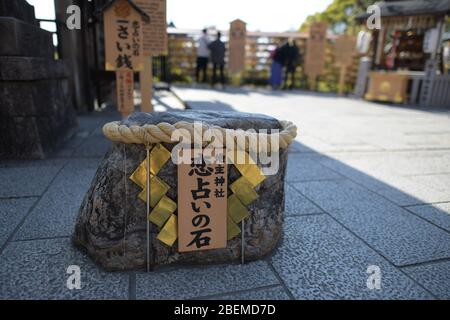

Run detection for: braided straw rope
[[102, 120, 297, 150]]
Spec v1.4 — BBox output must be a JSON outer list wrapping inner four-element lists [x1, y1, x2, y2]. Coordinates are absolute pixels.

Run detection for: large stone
[[0, 57, 67, 81], [0, 79, 70, 117], [0, 112, 77, 159], [0, 0, 37, 26], [0, 4, 77, 160], [73, 111, 288, 271], [0, 77, 77, 159], [0, 17, 53, 58]]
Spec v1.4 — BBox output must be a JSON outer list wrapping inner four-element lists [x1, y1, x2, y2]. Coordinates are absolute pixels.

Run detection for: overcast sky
[[26, 0, 333, 32]]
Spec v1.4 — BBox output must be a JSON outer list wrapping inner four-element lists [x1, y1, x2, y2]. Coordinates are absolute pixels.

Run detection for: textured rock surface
[[0, 2, 77, 159], [0, 0, 38, 26], [0, 17, 53, 58], [0, 78, 77, 159], [73, 111, 288, 271], [0, 57, 67, 81]]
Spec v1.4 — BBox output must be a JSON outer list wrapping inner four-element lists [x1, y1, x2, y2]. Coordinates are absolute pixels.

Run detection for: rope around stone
[[102, 120, 298, 150]]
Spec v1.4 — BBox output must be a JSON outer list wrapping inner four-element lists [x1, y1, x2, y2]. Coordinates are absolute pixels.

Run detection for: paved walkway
[[1, 88, 450, 299]]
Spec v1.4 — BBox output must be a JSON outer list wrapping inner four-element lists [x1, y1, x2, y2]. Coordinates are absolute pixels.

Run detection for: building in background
[[356, 0, 450, 107]]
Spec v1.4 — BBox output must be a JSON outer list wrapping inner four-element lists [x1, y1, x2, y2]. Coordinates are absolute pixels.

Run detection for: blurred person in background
[[209, 31, 226, 88], [269, 42, 285, 89], [281, 39, 301, 90], [196, 28, 210, 83]]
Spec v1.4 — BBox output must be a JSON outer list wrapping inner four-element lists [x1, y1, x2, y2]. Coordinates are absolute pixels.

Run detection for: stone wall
[[0, 0, 38, 25], [0, 0, 77, 159]]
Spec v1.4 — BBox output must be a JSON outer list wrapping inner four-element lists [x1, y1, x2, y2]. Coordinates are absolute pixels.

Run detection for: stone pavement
[[1, 87, 450, 300]]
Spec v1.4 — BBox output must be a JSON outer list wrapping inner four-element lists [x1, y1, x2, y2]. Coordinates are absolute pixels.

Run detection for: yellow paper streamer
[[138, 175, 170, 207], [234, 162, 266, 187], [228, 194, 249, 223], [230, 177, 259, 206], [157, 214, 178, 246], [227, 217, 241, 240], [226, 150, 267, 240], [149, 144, 171, 175], [129, 159, 147, 189], [149, 195, 177, 228], [129, 144, 178, 246], [130, 145, 268, 246]]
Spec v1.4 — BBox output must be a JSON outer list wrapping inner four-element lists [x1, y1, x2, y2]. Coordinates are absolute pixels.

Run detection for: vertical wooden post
[[116, 70, 135, 118], [375, 26, 387, 67], [338, 65, 347, 95], [103, 0, 146, 117], [140, 57, 153, 113], [308, 75, 316, 91], [431, 20, 444, 60], [55, 0, 95, 112], [229, 19, 247, 76]]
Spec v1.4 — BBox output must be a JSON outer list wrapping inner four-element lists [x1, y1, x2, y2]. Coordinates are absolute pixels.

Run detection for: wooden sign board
[[334, 35, 356, 67], [304, 22, 327, 77], [228, 19, 247, 74], [140, 58, 153, 112], [134, 0, 168, 56], [116, 69, 135, 114], [177, 153, 228, 252], [104, 0, 144, 71]]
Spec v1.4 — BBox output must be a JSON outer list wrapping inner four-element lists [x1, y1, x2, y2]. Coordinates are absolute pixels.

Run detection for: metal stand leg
[[146, 146, 151, 272], [241, 220, 245, 265]]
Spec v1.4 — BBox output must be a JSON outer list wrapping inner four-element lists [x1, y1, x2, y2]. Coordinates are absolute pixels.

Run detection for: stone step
[[0, 0, 38, 25], [0, 56, 68, 81], [0, 102, 77, 159], [0, 79, 72, 117], [0, 17, 54, 58]]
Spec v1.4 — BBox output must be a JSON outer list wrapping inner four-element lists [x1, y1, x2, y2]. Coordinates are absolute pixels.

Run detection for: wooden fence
[[163, 28, 351, 92]]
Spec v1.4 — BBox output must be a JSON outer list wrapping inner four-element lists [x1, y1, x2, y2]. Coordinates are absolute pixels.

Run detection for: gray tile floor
[[1, 88, 450, 300]]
